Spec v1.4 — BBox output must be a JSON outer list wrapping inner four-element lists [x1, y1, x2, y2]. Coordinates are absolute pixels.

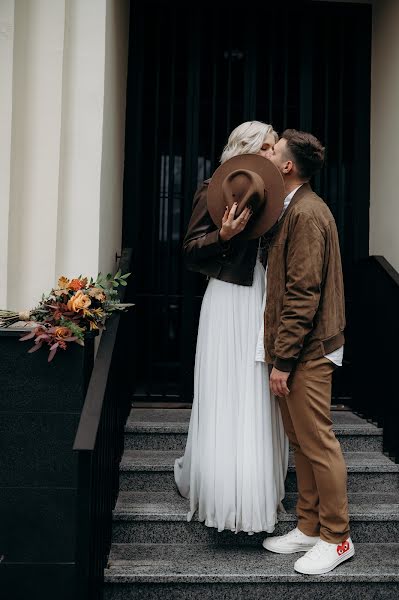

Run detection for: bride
[[174, 121, 289, 535]]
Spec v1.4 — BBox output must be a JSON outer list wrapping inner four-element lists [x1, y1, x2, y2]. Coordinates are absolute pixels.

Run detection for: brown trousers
[[277, 357, 350, 543]]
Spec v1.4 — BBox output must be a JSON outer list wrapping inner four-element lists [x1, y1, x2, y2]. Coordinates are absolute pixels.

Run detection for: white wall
[[0, 0, 130, 312], [8, 0, 65, 310], [98, 0, 129, 276], [370, 0, 399, 271], [0, 0, 15, 307], [55, 0, 106, 281]]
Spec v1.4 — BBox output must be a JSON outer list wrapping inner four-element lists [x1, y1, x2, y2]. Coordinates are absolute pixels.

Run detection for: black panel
[[0, 413, 80, 487], [0, 488, 76, 562], [0, 563, 76, 600], [123, 1, 371, 402], [0, 333, 90, 412]]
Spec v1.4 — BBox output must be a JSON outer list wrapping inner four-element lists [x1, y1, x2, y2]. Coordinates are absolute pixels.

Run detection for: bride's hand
[[219, 203, 252, 241]]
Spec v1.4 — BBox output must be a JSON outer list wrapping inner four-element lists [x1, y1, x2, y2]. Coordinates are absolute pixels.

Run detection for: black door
[[123, 1, 371, 403]]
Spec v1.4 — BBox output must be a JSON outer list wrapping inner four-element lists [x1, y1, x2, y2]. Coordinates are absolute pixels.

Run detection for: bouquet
[[0, 270, 133, 362]]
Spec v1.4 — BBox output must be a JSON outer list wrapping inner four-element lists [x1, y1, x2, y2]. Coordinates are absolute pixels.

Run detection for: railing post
[[75, 450, 93, 600], [73, 248, 133, 599]]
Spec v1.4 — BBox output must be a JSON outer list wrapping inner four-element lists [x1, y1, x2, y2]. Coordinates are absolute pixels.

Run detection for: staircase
[[104, 408, 399, 599]]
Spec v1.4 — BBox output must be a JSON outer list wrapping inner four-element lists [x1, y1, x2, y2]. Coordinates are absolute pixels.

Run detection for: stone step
[[119, 450, 399, 494], [112, 490, 399, 544], [103, 542, 399, 600], [125, 408, 383, 453]]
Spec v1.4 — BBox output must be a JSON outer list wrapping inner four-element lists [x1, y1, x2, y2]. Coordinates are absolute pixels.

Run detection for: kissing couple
[[174, 121, 353, 575]]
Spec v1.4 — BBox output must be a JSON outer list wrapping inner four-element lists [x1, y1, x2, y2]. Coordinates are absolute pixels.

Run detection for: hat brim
[[207, 154, 285, 239]]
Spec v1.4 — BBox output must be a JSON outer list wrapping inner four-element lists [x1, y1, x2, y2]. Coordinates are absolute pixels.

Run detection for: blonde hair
[[220, 121, 278, 164]]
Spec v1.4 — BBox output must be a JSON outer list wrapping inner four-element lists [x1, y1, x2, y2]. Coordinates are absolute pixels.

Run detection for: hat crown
[[206, 154, 285, 239], [221, 169, 266, 216]]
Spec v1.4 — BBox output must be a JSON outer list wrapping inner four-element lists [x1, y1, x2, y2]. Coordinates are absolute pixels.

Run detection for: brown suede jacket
[[183, 180, 260, 286], [265, 183, 346, 372]]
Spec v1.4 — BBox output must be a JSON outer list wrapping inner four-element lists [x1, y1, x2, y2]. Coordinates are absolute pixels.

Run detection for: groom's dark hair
[[282, 129, 325, 180]]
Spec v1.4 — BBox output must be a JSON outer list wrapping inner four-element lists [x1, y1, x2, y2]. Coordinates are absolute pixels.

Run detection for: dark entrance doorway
[[123, 1, 371, 403]]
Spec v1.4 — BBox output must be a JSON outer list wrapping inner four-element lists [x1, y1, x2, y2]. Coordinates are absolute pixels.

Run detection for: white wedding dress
[[174, 246, 289, 534]]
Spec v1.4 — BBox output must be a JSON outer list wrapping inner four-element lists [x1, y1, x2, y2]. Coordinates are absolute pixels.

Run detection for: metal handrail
[[73, 248, 132, 450], [352, 254, 399, 463], [373, 255, 399, 287], [73, 247, 133, 600]]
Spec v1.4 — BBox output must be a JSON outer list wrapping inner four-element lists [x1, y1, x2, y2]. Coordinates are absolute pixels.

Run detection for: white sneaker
[[294, 537, 355, 574], [262, 527, 319, 554]]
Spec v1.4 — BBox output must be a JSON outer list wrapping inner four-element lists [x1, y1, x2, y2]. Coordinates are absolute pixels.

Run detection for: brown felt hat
[[207, 154, 285, 239]]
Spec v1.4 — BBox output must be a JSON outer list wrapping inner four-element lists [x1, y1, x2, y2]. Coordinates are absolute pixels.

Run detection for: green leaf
[[119, 280, 127, 286], [120, 273, 131, 279], [114, 269, 121, 279], [106, 273, 112, 280]]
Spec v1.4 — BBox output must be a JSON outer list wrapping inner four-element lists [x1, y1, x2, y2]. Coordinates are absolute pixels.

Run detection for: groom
[[262, 129, 353, 574]]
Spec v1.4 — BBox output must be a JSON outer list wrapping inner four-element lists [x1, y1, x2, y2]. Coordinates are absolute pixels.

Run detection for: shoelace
[[285, 528, 307, 541], [285, 528, 301, 538], [303, 540, 331, 560]]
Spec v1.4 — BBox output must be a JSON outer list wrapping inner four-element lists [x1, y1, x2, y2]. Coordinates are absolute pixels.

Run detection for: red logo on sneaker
[[337, 539, 350, 556]]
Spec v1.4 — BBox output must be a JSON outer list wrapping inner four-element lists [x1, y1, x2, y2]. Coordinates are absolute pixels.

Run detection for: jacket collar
[[262, 182, 312, 240], [279, 182, 312, 223]]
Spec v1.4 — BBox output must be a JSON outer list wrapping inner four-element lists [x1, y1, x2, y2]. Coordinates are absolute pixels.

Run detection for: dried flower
[[87, 287, 106, 301], [67, 290, 91, 312], [54, 326, 73, 340], [0, 268, 134, 362], [68, 278, 88, 291], [57, 276, 70, 289]]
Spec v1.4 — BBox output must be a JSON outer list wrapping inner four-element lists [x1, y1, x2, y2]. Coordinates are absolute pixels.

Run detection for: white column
[[55, 0, 106, 281], [7, 0, 65, 310], [2, 0, 129, 312], [56, 0, 129, 283], [0, 0, 15, 307], [98, 0, 129, 276], [370, 0, 399, 271]]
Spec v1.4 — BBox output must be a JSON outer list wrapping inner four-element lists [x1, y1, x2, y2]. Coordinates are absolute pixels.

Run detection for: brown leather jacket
[[264, 183, 346, 372], [183, 180, 261, 286]]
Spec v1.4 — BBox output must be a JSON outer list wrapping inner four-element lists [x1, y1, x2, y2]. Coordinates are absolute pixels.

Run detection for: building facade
[[0, 0, 398, 397]]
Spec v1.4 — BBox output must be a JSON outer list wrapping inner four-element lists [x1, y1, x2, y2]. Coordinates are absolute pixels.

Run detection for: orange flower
[[69, 278, 88, 291], [66, 290, 91, 312], [54, 326, 72, 340]]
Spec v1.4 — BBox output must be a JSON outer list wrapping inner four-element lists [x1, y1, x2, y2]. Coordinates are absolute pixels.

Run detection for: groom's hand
[[270, 367, 290, 397]]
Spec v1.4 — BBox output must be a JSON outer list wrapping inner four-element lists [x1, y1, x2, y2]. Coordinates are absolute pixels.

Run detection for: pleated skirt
[[174, 259, 289, 534]]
